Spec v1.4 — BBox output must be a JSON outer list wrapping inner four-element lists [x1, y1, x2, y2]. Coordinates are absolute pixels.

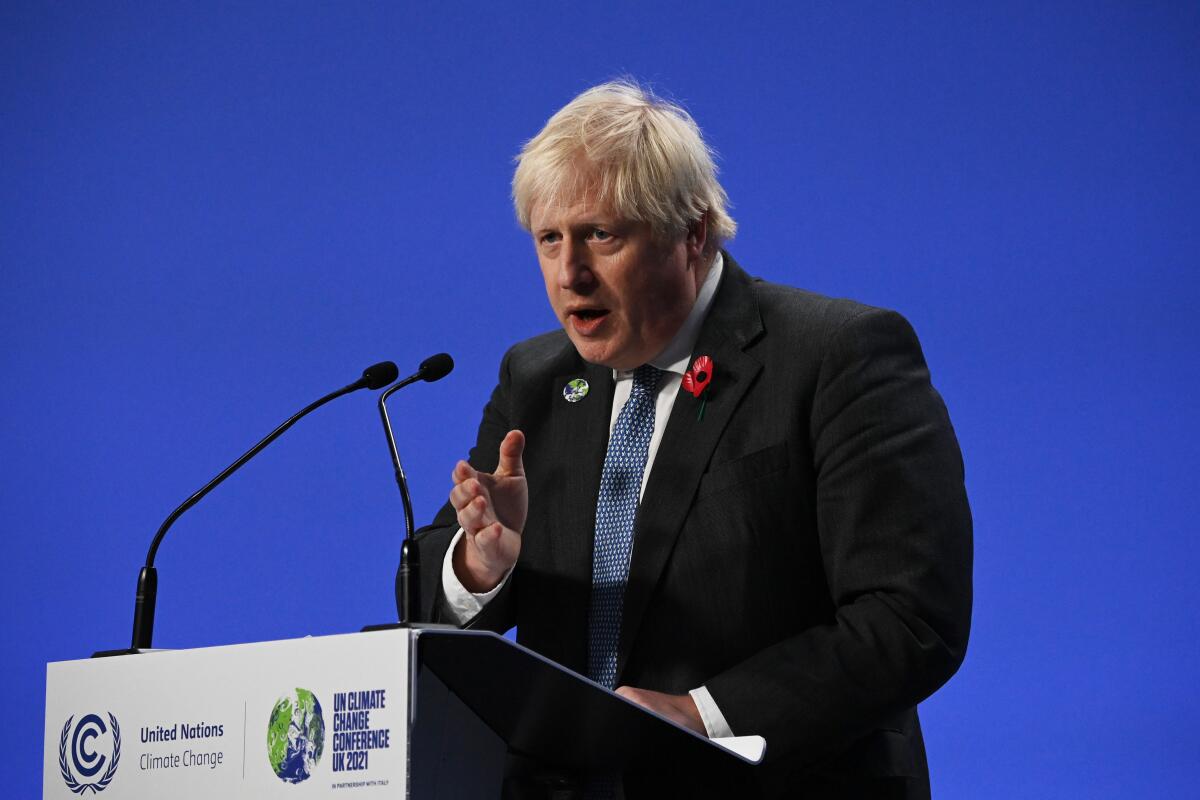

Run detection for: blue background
[[3, 2, 1197, 796]]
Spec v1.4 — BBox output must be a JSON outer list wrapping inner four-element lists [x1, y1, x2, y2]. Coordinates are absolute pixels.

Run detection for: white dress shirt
[[441, 253, 735, 738]]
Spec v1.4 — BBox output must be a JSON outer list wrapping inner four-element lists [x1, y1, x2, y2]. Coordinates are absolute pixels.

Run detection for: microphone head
[[361, 361, 400, 390], [418, 353, 454, 382]]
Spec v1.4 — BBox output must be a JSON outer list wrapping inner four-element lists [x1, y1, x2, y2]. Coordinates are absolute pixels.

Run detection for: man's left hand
[[614, 686, 707, 737]]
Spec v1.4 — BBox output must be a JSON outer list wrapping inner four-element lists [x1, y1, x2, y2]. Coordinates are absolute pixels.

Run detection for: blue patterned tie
[[587, 364, 662, 688]]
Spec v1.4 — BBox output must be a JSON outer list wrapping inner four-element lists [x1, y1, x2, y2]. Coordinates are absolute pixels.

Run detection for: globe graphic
[[267, 689, 325, 783]]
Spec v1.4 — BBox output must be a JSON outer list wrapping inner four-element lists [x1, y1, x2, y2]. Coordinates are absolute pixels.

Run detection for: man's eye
[[540, 233, 561, 244], [590, 229, 612, 241]]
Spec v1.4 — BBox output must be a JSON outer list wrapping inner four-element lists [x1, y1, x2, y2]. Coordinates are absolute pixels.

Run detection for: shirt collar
[[613, 251, 724, 380]]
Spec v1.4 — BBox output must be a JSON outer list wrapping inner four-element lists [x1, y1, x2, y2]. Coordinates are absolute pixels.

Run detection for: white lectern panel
[[45, 630, 410, 799]]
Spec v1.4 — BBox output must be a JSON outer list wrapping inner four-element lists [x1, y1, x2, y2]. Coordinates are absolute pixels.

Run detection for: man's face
[[530, 194, 707, 371]]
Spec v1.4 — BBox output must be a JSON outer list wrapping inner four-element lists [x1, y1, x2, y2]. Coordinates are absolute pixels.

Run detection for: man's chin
[[565, 333, 622, 370]]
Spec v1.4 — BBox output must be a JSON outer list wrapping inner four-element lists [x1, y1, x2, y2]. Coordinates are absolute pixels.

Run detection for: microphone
[[377, 353, 454, 624], [117, 361, 399, 655], [359, 361, 403, 390]]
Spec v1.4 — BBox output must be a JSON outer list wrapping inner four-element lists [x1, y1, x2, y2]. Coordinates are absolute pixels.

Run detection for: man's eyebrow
[[532, 215, 621, 235]]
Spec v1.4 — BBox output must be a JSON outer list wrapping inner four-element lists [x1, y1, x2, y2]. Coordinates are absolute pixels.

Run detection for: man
[[413, 81, 972, 798]]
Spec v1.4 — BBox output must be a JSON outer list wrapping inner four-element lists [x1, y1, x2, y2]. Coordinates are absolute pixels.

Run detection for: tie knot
[[631, 364, 662, 394]]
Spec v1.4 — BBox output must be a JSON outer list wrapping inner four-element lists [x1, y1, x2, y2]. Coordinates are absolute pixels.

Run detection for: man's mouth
[[568, 308, 610, 335]]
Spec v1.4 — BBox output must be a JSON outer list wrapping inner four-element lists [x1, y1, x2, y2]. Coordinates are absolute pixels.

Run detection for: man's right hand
[[449, 429, 527, 593]]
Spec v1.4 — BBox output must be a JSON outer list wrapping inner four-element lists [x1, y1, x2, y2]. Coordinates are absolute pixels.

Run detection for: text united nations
[[140, 721, 225, 771]]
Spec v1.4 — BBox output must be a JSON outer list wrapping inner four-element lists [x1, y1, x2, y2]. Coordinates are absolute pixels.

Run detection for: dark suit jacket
[[414, 254, 972, 798]]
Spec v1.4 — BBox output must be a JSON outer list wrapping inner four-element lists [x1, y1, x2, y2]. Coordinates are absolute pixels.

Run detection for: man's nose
[[557, 237, 594, 292]]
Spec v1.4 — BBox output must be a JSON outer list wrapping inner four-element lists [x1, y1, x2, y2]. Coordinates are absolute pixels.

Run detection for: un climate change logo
[[59, 713, 120, 794], [267, 689, 325, 784]]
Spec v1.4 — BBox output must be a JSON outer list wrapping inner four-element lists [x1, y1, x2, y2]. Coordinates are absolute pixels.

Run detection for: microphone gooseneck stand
[[366, 352, 454, 630], [94, 361, 400, 657]]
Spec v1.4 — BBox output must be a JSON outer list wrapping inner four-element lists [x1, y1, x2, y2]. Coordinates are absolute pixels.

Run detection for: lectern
[[45, 628, 763, 798]]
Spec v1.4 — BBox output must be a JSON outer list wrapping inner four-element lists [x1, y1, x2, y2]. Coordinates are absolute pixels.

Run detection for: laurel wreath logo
[[59, 713, 121, 795]]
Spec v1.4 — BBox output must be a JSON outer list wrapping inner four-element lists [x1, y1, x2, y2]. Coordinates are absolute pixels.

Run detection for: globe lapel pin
[[563, 378, 589, 403]]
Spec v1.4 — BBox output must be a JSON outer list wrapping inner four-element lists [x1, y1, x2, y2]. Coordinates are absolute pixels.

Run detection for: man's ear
[[686, 212, 709, 262]]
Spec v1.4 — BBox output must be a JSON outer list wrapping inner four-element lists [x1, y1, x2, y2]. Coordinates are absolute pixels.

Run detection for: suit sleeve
[[411, 348, 520, 632], [704, 308, 973, 761]]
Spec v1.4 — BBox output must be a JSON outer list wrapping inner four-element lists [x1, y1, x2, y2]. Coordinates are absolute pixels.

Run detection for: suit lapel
[[542, 357, 614, 668], [616, 256, 764, 681], [552, 358, 615, 572]]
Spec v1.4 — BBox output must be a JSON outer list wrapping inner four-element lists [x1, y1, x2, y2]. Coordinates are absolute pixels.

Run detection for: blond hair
[[512, 80, 736, 247]]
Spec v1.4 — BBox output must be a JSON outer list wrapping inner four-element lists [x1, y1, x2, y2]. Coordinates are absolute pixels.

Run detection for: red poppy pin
[[682, 355, 714, 420]]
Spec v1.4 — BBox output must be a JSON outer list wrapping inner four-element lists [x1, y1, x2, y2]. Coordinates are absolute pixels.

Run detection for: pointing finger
[[496, 430, 526, 477]]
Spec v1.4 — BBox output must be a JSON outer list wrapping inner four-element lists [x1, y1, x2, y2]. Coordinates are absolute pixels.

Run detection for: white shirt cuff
[[440, 528, 511, 624], [689, 686, 735, 739]]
